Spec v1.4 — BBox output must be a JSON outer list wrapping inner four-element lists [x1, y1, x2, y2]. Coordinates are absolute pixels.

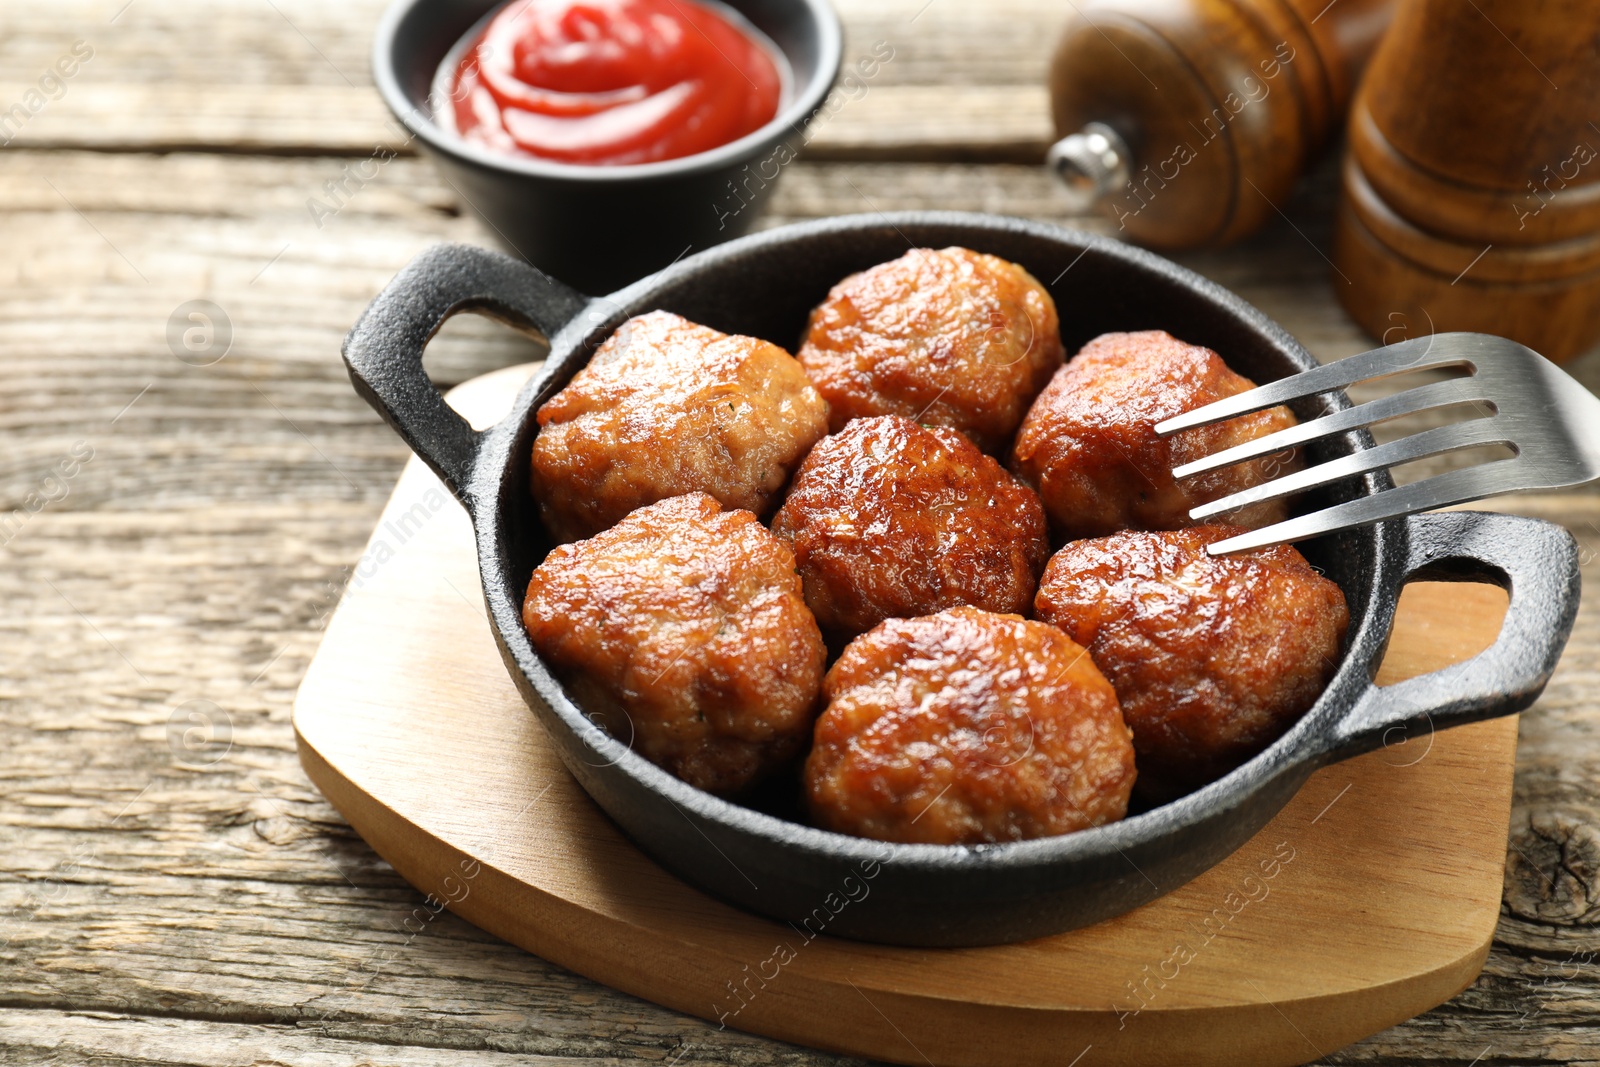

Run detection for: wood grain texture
[[2, 0, 1599, 1063], [1332, 0, 1600, 362], [295, 363, 1522, 1067], [0, 0, 1055, 160]]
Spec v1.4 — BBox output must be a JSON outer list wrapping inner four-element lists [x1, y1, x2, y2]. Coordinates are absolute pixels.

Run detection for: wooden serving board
[[295, 363, 1518, 1067]]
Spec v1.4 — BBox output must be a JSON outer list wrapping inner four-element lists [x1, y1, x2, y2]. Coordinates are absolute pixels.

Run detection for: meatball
[[770, 415, 1049, 642], [1010, 330, 1299, 540], [521, 493, 826, 796], [1034, 525, 1349, 801], [531, 310, 829, 543], [805, 607, 1136, 845], [796, 246, 1064, 454]]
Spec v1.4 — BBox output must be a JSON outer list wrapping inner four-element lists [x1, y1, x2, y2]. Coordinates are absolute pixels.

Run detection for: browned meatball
[[805, 607, 1136, 845], [521, 493, 826, 796], [531, 311, 829, 543], [1010, 330, 1299, 540], [1034, 525, 1349, 801], [770, 415, 1049, 642], [796, 247, 1065, 454]]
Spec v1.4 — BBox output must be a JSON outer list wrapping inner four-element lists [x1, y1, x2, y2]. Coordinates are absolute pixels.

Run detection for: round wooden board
[[294, 363, 1518, 1067]]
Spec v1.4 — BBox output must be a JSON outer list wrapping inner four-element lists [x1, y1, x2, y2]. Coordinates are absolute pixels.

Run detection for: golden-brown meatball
[[770, 415, 1049, 642], [1010, 330, 1299, 540], [805, 606, 1136, 845], [1034, 525, 1349, 801], [521, 493, 826, 796], [796, 247, 1065, 454], [531, 310, 829, 543]]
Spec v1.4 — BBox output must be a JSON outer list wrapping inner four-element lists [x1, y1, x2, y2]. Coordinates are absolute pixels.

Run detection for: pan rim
[[469, 210, 1400, 876]]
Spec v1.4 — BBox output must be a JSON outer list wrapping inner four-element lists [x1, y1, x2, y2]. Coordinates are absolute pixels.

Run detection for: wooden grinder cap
[[1333, 0, 1600, 362], [1047, 0, 1392, 249]]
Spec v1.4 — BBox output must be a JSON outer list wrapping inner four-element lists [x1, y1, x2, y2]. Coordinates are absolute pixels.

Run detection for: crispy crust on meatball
[[1034, 525, 1349, 801], [805, 607, 1136, 845], [1010, 330, 1299, 540], [796, 247, 1065, 454], [531, 310, 829, 543], [770, 415, 1050, 641], [521, 493, 826, 796]]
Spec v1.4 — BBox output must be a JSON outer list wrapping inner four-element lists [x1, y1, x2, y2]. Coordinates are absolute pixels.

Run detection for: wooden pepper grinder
[[1332, 0, 1600, 363], [1047, 0, 1394, 250]]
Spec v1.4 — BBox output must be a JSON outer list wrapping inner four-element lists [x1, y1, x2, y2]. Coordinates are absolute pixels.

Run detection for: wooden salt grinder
[[1333, 0, 1600, 363], [1047, 0, 1394, 250]]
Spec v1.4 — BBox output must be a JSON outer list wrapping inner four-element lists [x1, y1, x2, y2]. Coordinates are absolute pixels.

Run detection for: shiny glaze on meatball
[[1010, 330, 1299, 540], [1034, 525, 1349, 801], [522, 493, 826, 796], [805, 606, 1136, 845], [531, 310, 829, 543], [770, 415, 1050, 642], [796, 247, 1065, 454]]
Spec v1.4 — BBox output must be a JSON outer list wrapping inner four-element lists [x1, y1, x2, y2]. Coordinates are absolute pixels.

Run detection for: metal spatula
[[1153, 333, 1600, 556]]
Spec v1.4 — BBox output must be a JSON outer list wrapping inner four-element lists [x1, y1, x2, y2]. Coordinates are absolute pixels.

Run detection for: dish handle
[[1320, 511, 1580, 763], [341, 243, 591, 504]]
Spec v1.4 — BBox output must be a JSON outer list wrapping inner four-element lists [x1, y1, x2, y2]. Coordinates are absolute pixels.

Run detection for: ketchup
[[443, 0, 785, 166]]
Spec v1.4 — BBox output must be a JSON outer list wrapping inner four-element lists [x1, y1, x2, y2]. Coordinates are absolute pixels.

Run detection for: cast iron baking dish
[[342, 212, 1579, 947]]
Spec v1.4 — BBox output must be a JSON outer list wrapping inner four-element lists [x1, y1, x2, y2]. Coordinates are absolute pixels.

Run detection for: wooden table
[[2, 2, 1596, 1064]]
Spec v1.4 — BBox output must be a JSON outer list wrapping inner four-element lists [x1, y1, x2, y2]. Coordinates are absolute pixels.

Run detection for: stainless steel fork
[[1153, 332, 1600, 556]]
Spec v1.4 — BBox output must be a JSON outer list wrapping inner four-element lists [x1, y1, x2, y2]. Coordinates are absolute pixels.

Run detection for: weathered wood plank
[[0, 84, 1053, 161], [0, 0, 1056, 90], [4, 149, 1595, 497], [1, 499, 1599, 1065], [0, 1009, 721, 1067], [0, 0, 1056, 159]]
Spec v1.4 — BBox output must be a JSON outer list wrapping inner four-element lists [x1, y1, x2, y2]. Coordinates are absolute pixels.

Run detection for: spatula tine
[[1205, 459, 1530, 555], [1172, 376, 1495, 481], [1188, 417, 1512, 522], [1155, 336, 1465, 436]]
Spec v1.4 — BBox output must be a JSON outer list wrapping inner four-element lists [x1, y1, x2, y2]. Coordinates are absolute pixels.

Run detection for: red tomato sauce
[[442, 0, 785, 166]]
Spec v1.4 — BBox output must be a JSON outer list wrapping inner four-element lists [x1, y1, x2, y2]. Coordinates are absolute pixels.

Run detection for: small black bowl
[[372, 0, 842, 293], [342, 212, 1580, 946]]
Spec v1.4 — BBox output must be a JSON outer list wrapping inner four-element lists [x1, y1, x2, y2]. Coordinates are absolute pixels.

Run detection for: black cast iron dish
[[342, 212, 1580, 947], [371, 0, 841, 293]]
